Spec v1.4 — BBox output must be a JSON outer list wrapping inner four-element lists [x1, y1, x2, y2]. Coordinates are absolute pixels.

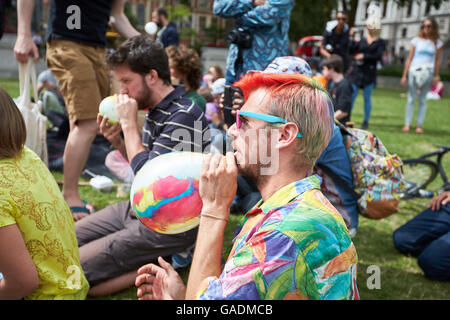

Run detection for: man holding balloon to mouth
[[135, 71, 359, 299], [75, 35, 209, 296]]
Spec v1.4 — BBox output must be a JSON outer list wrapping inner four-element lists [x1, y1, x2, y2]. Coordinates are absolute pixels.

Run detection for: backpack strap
[[334, 118, 355, 138]]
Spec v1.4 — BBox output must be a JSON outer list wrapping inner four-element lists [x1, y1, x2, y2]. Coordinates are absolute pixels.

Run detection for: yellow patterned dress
[[0, 147, 89, 299]]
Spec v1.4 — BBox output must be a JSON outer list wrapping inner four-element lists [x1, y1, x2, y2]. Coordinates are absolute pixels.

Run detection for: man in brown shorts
[[14, 0, 140, 220]]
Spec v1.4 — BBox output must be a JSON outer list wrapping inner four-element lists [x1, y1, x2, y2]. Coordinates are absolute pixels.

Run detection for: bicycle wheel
[[401, 159, 438, 198]]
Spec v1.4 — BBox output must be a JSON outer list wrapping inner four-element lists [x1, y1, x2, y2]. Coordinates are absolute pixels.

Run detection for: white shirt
[[410, 36, 443, 69]]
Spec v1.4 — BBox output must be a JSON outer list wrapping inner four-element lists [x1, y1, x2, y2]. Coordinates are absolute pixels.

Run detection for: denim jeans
[[404, 70, 433, 127], [393, 204, 450, 281], [317, 125, 359, 230], [351, 82, 375, 123]]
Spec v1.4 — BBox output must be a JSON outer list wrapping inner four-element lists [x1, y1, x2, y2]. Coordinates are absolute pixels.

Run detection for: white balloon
[[99, 96, 119, 124], [145, 22, 158, 35]]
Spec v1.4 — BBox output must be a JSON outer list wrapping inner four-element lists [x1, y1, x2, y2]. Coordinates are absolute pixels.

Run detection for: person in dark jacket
[[320, 11, 351, 73], [348, 17, 385, 130], [322, 54, 353, 126], [152, 8, 179, 48]]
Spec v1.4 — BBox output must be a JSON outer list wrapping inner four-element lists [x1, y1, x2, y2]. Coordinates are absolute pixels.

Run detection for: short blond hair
[[234, 72, 334, 168], [0, 87, 26, 159], [366, 16, 381, 40]]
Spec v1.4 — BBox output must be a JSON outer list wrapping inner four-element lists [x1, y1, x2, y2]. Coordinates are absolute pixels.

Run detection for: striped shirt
[[130, 85, 210, 173]]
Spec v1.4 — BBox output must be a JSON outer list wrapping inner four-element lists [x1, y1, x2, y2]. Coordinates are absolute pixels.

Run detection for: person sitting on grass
[[393, 191, 450, 282], [75, 35, 209, 297], [166, 45, 206, 113], [135, 72, 359, 300], [219, 56, 358, 234], [321, 54, 353, 127], [0, 87, 89, 299]]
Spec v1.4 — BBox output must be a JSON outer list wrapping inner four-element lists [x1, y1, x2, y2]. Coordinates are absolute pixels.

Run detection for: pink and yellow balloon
[[130, 152, 204, 234]]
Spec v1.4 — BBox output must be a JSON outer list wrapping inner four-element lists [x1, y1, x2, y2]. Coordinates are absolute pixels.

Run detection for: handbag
[[16, 58, 48, 165]]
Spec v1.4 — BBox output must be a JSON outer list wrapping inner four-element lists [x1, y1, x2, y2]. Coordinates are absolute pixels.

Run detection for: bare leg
[[62, 118, 98, 219], [88, 270, 138, 297]]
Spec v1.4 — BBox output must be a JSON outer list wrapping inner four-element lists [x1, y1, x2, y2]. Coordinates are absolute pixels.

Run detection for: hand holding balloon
[[199, 152, 238, 216], [97, 113, 123, 149]]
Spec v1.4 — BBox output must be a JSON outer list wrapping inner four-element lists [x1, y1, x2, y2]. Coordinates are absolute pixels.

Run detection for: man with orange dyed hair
[[135, 72, 359, 300]]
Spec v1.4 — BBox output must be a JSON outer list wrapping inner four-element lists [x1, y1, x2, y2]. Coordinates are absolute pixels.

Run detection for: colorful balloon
[[130, 152, 204, 234], [99, 96, 119, 124]]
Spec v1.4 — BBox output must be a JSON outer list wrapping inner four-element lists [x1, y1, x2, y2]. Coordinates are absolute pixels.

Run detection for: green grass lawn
[[1, 79, 449, 300]]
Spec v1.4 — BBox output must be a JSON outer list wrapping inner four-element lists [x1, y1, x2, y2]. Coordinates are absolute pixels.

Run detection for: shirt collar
[[246, 174, 322, 217], [153, 85, 186, 111]]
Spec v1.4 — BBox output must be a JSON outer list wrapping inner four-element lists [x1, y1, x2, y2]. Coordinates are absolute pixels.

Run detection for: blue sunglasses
[[236, 110, 302, 138]]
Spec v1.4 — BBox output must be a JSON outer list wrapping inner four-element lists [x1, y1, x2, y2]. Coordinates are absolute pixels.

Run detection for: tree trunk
[[348, 0, 359, 28]]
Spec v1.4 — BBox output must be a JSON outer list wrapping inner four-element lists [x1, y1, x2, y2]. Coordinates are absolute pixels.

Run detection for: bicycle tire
[[401, 159, 439, 198]]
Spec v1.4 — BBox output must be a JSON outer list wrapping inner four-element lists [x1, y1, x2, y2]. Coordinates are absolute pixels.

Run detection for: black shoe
[[361, 121, 369, 130]]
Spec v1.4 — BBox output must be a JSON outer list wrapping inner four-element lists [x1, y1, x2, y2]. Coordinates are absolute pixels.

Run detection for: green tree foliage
[[167, 3, 191, 25], [123, 2, 139, 29], [289, 0, 337, 41], [204, 24, 226, 45], [167, 3, 195, 40]]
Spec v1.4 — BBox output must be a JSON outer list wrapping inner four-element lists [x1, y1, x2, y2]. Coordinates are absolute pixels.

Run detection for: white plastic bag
[[16, 58, 48, 165], [410, 63, 433, 88]]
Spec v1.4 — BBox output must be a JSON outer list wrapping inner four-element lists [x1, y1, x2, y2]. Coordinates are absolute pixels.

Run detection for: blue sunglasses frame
[[237, 110, 302, 138]]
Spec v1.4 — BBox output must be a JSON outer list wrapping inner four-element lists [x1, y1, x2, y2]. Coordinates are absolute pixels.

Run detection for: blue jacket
[[161, 21, 179, 48], [213, 0, 294, 84], [317, 124, 359, 230]]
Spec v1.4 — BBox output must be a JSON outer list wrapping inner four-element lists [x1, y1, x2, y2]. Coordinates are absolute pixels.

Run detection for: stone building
[[353, 0, 450, 69]]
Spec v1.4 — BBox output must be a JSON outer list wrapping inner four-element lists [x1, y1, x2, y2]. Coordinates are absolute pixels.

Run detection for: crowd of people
[[0, 0, 448, 301]]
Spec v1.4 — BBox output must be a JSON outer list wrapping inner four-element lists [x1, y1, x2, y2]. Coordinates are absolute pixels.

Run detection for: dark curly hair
[[166, 45, 203, 91], [106, 35, 171, 86]]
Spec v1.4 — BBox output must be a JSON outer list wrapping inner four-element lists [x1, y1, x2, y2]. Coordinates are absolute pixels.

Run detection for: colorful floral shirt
[[213, 0, 294, 83], [197, 175, 359, 300]]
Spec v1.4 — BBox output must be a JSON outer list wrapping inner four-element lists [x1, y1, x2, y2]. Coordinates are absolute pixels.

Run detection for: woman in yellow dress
[[0, 87, 89, 299]]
